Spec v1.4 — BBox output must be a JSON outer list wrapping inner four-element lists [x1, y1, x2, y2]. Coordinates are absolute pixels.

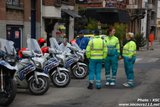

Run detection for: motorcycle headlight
[[35, 62, 41, 68]]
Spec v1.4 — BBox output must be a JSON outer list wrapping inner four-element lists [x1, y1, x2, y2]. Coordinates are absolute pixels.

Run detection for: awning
[[62, 9, 81, 18]]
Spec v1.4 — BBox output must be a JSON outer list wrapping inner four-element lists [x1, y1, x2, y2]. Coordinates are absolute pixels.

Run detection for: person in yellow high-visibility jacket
[[105, 27, 120, 86], [86, 30, 107, 89], [122, 32, 136, 88]]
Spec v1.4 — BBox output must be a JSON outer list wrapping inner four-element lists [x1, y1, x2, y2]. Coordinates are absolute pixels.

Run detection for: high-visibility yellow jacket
[[105, 36, 120, 56], [123, 40, 136, 58], [86, 36, 107, 59]]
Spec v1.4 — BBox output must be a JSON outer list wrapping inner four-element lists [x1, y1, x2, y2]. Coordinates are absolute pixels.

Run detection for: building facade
[[0, 0, 77, 50], [0, 0, 41, 50], [157, 0, 160, 41]]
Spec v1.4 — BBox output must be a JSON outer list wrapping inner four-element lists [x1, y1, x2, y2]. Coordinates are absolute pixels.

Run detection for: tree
[[135, 33, 146, 50], [85, 18, 98, 30]]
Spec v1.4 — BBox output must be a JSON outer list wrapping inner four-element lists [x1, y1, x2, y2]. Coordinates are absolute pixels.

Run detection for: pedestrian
[[76, 31, 89, 50], [149, 31, 154, 50], [86, 30, 107, 89], [76, 31, 90, 64], [105, 27, 120, 86], [122, 32, 136, 88]]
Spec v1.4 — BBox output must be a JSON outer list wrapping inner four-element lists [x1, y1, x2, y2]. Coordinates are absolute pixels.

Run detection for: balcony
[[87, 0, 103, 3]]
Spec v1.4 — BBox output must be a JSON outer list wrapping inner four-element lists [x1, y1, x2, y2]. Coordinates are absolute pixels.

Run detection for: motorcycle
[[27, 38, 71, 88], [50, 37, 88, 79], [14, 40, 50, 95], [0, 38, 17, 106]]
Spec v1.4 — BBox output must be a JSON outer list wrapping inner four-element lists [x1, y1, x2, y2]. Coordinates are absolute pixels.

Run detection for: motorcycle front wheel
[[50, 70, 71, 88], [28, 76, 49, 95], [71, 64, 88, 79], [0, 79, 16, 106]]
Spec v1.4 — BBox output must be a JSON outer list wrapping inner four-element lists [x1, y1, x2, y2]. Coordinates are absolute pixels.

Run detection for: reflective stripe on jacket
[[86, 36, 107, 59], [105, 36, 120, 56], [123, 41, 136, 58]]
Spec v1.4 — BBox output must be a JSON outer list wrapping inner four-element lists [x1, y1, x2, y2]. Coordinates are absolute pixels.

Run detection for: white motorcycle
[[27, 38, 71, 87], [11, 40, 50, 95], [50, 37, 88, 79]]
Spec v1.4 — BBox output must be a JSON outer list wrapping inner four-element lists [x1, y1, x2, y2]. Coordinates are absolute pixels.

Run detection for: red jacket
[[149, 33, 154, 42]]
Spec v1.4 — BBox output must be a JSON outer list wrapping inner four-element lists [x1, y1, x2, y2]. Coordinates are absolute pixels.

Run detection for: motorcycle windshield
[[0, 38, 16, 55], [49, 37, 61, 51], [71, 42, 82, 51], [27, 38, 43, 55]]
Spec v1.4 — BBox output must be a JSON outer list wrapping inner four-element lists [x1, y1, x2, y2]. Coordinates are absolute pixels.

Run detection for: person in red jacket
[[149, 31, 154, 50], [38, 38, 49, 54]]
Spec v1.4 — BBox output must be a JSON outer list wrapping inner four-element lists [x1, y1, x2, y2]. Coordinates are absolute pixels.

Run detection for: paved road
[[8, 42, 160, 107]]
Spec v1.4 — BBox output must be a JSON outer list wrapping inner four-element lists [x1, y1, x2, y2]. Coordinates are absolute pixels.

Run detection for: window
[[6, 0, 22, 7]]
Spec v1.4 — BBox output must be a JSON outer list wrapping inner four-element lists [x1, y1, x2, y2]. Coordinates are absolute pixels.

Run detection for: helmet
[[38, 38, 46, 46], [58, 25, 66, 30]]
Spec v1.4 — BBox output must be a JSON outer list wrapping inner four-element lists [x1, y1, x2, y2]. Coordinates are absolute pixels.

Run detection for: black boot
[[87, 83, 93, 89]]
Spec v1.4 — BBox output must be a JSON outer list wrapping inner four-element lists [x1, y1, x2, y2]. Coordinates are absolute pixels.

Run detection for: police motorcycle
[[12, 41, 49, 95], [50, 37, 88, 79], [27, 38, 71, 88], [0, 39, 17, 106], [70, 41, 86, 62]]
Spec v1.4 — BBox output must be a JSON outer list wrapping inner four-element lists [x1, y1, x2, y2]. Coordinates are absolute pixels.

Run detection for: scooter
[[27, 38, 71, 87], [0, 38, 17, 106], [50, 37, 88, 79]]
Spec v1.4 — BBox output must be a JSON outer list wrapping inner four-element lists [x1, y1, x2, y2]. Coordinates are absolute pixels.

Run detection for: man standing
[[76, 31, 89, 50], [86, 30, 107, 89], [105, 27, 120, 86], [76, 31, 90, 64], [123, 32, 136, 87]]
